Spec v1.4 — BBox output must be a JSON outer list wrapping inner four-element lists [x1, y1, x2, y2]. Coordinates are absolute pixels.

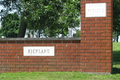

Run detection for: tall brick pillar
[[80, 0, 113, 73]]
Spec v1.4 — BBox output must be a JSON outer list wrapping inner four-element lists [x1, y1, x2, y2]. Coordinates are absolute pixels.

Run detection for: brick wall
[[0, 39, 81, 73], [80, 0, 113, 73], [0, 0, 113, 73]]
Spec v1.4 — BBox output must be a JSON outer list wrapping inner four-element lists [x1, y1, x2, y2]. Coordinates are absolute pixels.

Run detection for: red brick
[[48, 69, 57, 72], [91, 66, 101, 69], [8, 47, 16, 49], [16, 47, 23, 49], [8, 59, 16, 62], [29, 44, 38, 46], [43, 59, 52, 62], [97, 63, 106, 66], [3, 50, 11, 53], [86, 63, 96, 66], [91, 47, 100, 49], [8, 41, 16, 43], [96, 17, 106, 20], [52, 66, 62, 69], [77, 44, 85, 47], [81, 34, 91, 37], [86, 44, 95, 46], [101, 60, 112, 63], [17, 59, 25, 62], [80, 53, 91, 56], [0, 41, 7, 43], [17, 41, 25, 43], [67, 56, 76, 59], [106, 57, 112, 60], [57, 44, 66, 47], [57, 56, 66, 59], [25, 41, 34, 43], [81, 1, 91, 4], [34, 41, 43, 43], [80, 66, 90, 69], [96, 24, 106, 27], [63, 59, 71, 62], [63, 41, 71, 43], [101, 66, 111, 70], [58, 62, 66, 66], [53, 41, 62, 43], [52, 59, 62, 62], [77, 50, 85, 53], [101, 0, 112, 3], [67, 50, 76, 53], [55, 53, 62, 56], [85, 69, 96, 72], [81, 40, 90, 43], [55, 47, 62, 50], [57, 50, 66, 53], [16, 65, 24, 68], [67, 44, 76, 47], [96, 44, 106, 47], [11, 50, 20, 53], [63, 47, 71, 50], [67, 63, 76, 65], [63, 66, 71, 69], [72, 53, 81, 56], [91, 60, 101, 63], [58, 69, 67, 72], [80, 60, 90, 63], [90, 34, 101, 37], [86, 50, 95, 53], [86, 57, 96, 60], [96, 69, 106, 72], [96, 57, 106, 60], [3, 44, 11, 47], [2, 62, 11, 65], [30, 68, 39, 71], [43, 41, 53, 43], [11, 44, 20, 46], [72, 59, 80, 62], [72, 40, 80, 43]]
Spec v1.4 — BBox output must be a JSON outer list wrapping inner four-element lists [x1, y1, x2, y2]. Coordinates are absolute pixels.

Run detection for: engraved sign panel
[[24, 46, 54, 56], [85, 3, 106, 17]]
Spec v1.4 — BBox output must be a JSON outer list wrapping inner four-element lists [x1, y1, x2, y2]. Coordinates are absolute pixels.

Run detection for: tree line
[[0, 0, 80, 38], [0, 0, 119, 41]]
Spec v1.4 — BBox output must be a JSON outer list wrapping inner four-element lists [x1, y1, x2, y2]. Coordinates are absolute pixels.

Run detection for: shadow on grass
[[112, 51, 120, 74]]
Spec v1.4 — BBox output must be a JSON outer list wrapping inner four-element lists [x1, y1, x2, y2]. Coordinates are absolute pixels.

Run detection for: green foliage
[[0, 0, 80, 37], [76, 29, 81, 37], [0, 71, 120, 80], [113, 0, 120, 38], [0, 13, 20, 37], [22, 0, 80, 37]]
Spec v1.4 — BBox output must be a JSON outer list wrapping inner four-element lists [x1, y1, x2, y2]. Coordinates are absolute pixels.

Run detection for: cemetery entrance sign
[[24, 46, 54, 56], [85, 3, 106, 17], [0, 0, 113, 74]]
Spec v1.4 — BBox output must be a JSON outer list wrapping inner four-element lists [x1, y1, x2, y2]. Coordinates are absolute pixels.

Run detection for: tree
[[0, 13, 20, 37], [0, 0, 80, 38], [113, 0, 120, 42], [76, 29, 81, 37]]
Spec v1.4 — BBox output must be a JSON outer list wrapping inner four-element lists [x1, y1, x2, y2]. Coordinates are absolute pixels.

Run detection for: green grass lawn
[[0, 42, 120, 80]]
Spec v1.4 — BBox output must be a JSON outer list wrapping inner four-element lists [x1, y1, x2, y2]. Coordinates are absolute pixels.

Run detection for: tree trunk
[[17, 14, 27, 38], [116, 34, 119, 42]]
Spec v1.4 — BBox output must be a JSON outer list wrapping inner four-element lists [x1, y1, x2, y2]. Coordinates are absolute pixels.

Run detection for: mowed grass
[[0, 42, 120, 80], [112, 42, 120, 74]]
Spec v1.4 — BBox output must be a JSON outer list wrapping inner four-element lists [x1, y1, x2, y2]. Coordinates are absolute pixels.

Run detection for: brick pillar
[[80, 0, 113, 73]]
